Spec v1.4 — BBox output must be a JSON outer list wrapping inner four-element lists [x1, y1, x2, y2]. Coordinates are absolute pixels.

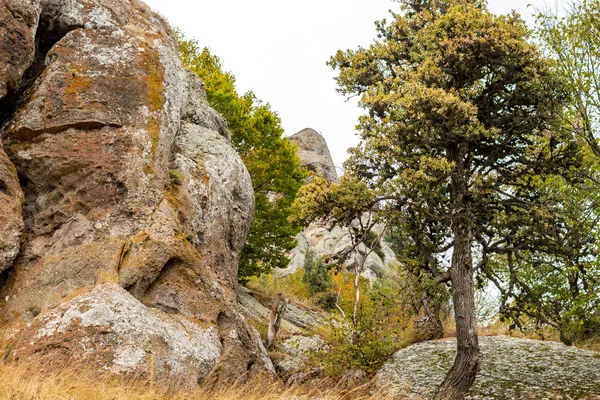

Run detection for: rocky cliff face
[[282, 128, 396, 280], [0, 0, 272, 387]]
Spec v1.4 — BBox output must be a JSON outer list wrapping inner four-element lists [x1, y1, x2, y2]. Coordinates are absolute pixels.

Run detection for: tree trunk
[[266, 293, 288, 349], [352, 259, 361, 326], [436, 153, 481, 399]]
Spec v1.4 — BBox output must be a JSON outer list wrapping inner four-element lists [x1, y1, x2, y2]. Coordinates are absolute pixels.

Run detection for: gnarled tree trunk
[[436, 159, 481, 399]]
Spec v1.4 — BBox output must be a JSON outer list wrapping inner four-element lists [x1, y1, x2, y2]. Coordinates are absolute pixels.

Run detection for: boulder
[[0, 0, 272, 386], [274, 335, 327, 376], [375, 336, 600, 399], [281, 220, 396, 281], [0, 147, 23, 274], [237, 286, 327, 334]]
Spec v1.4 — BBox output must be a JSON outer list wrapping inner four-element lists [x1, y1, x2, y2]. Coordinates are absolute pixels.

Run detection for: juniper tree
[[329, 0, 580, 397]]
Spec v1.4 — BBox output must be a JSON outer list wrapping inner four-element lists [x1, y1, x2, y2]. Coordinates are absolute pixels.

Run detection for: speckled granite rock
[[0, 0, 272, 386], [275, 335, 327, 376], [237, 287, 327, 334], [376, 336, 600, 399], [289, 128, 337, 183], [280, 220, 397, 281]]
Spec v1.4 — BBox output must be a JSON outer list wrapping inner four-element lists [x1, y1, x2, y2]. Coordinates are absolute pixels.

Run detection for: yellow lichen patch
[[137, 40, 165, 174], [65, 63, 92, 108]]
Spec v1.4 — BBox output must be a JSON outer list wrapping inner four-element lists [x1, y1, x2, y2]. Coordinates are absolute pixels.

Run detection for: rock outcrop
[[376, 336, 600, 399], [275, 335, 327, 376], [289, 128, 338, 182], [283, 220, 397, 281], [0, 0, 272, 387], [281, 129, 396, 280]]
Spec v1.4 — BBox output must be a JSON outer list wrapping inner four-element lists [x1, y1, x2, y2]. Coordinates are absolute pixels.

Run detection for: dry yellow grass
[[0, 337, 396, 400], [0, 360, 398, 400]]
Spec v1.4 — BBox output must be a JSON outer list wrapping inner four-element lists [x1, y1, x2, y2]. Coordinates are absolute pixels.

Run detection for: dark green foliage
[[315, 291, 338, 311], [328, 0, 583, 394], [302, 249, 332, 295]]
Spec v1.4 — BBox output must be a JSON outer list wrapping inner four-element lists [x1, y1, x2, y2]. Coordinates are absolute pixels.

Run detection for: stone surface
[[289, 128, 338, 182], [275, 335, 327, 376], [376, 336, 600, 399], [0, 0, 271, 386], [280, 220, 396, 281], [14, 284, 223, 387], [0, 0, 40, 101], [0, 147, 24, 274], [237, 287, 327, 335], [412, 315, 444, 342]]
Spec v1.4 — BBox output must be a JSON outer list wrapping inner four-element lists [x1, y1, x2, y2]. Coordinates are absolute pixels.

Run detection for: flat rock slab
[[376, 336, 600, 399]]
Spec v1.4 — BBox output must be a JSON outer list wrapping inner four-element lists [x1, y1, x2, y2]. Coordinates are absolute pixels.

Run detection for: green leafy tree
[[293, 174, 386, 324], [488, 166, 600, 345], [487, 0, 600, 345], [537, 0, 600, 158], [178, 35, 307, 282], [328, 0, 581, 397]]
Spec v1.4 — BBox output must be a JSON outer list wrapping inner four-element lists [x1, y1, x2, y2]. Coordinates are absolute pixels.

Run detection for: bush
[[315, 291, 338, 311], [319, 278, 413, 377], [246, 270, 309, 306], [302, 249, 332, 295]]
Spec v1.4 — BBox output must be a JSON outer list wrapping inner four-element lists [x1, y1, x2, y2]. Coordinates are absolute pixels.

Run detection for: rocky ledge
[[376, 336, 600, 399]]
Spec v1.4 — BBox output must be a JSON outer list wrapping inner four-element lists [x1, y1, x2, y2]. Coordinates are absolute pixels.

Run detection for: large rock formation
[[281, 129, 396, 280], [0, 0, 272, 387], [289, 128, 338, 182], [376, 336, 600, 399]]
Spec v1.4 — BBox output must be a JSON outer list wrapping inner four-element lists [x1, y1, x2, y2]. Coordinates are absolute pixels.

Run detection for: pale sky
[[143, 0, 561, 171]]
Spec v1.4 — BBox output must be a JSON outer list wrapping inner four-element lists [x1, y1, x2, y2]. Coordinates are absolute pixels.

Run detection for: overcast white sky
[[144, 0, 561, 171]]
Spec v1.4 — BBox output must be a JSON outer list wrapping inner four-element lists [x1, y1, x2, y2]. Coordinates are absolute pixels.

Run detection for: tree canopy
[[178, 35, 307, 282], [328, 0, 581, 397]]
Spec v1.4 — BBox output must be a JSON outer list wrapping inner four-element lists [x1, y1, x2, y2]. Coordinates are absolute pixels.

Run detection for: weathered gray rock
[[0, 0, 41, 100], [412, 315, 444, 342], [283, 128, 395, 280], [237, 286, 327, 334], [181, 70, 230, 140], [289, 128, 338, 182], [376, 336, 600, 399], [15, 284, 224, 387], [340, 368, 370, 390], [0, 0, 271, 386], [0, 147, 23, 273], [275, 335, 327, 376], [281, 219, 396, 281]]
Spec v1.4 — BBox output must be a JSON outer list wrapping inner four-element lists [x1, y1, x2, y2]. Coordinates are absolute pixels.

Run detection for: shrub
[[316, 291, 338, 311], [302, 249, 332, 296], [319, 278, 413, 377], [169, 169, 185, 185]]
